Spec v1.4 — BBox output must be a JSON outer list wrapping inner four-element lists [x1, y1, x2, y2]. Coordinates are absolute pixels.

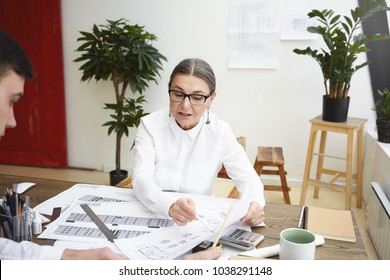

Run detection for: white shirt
[[132, 108, 265, 217], [0, 238, 64, 260]]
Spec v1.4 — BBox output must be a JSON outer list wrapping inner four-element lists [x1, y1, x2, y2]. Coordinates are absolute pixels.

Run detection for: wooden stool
[[254, 146, 291, 204], [299, 115, 367, 210]]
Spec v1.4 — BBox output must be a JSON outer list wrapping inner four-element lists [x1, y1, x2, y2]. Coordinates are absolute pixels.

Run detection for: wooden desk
[[253, 202, 368, 260], [0, 174, 368, 259], [0, 174, 76, 209]]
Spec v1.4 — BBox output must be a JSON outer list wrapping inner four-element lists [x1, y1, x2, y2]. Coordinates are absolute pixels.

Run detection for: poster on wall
[[228, 0, 279, 69]]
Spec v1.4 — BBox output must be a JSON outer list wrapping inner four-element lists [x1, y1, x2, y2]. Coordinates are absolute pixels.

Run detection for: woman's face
[[169, 74, 215, 130]]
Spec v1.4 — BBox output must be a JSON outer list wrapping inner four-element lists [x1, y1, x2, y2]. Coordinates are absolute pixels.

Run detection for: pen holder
[[0, 209, 32, 242]]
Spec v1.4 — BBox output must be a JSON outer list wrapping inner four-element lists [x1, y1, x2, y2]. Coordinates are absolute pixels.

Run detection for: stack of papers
[[34, 184, 254, 260]]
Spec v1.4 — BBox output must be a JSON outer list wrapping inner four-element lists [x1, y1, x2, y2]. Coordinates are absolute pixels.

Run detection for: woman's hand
[[169, 198, 196, 225], [240, 201, 265, 226]]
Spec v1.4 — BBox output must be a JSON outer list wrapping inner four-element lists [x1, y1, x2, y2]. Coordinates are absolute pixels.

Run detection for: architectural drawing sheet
[[34, 183, 255, 259], [280, 15, 316, 40], [228, 0, 279, 69], [114, 197, 252, 260], [38, 201, 173, 243], [34, 183, 137, 215]]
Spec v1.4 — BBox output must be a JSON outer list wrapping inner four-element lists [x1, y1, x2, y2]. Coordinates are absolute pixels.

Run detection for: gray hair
[[169, 58, 216, 93]]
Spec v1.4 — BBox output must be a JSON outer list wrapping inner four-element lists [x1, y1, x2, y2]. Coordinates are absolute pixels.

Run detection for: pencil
[[212, 202, 235, 247], [15, 193, 20, 241]]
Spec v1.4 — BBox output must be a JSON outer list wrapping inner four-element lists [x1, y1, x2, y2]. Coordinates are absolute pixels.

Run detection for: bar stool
[[299, 115, 367, 210], [253, 146, 291, 204]]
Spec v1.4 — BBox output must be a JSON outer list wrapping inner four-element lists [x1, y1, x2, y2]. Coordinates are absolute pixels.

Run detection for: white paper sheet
[[34, 183, 137, 215], [38, 201, 171, 243], [228, 0, 279, 69], [16, 182, 36, 194], [34, 183, 258, 260], [114, 195, 253, 260], [280, 15, 316, 40]]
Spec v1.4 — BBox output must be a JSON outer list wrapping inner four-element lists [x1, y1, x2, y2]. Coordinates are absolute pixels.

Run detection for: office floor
[[0, 164, 378, 259]]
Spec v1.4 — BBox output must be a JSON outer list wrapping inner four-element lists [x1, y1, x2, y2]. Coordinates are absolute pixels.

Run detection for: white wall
[[61, 0, 379, 186]]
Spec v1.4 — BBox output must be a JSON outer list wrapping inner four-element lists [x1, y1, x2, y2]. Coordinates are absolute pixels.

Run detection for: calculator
[[219, 228, 264, 250]]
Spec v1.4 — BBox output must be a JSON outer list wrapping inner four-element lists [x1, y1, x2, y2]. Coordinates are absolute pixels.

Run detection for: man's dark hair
[[0, 28, 34, 80]]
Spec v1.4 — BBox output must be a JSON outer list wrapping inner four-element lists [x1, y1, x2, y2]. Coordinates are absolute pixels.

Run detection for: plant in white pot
[[293, 0, 389, 122], [74, 19, 167, 185], [373, 88, 390, 143]]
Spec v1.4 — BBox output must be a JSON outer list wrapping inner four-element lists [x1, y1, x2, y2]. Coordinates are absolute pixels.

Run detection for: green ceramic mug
[[279, 228, 316, 260]]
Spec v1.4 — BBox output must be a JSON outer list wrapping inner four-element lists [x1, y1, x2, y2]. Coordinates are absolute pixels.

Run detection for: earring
[[205, 108, 210, 125], [169, 111, 171, 117]]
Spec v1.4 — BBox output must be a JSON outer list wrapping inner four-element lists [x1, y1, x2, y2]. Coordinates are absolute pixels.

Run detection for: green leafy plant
[[373, 88, 390, 120], [293, 0, 389, 99], [74, 19, 167, 176]]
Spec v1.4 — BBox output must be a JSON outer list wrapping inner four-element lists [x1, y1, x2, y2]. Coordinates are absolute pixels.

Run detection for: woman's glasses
[[168, 89, 213, 106]]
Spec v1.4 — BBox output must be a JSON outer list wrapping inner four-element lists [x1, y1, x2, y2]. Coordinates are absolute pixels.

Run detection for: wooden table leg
[[345, 129, 355, 210], [314, 130, 327, 199], [356, 127, 364, 208], [300, 126, 318, 205]]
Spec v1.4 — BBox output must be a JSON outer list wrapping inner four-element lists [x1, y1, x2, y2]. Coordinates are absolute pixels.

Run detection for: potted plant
[[74, 19, 167, 185], [293, 0, 389, 122], [373, 88, 390, 143]]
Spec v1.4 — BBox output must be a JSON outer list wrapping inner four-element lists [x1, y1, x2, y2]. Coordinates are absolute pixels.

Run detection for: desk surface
[[0, 173, 368, 260], [253, 203, 367, 260]]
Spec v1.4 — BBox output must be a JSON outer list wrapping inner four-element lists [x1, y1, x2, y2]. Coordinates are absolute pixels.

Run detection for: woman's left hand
[[240, 201, 265, 226]]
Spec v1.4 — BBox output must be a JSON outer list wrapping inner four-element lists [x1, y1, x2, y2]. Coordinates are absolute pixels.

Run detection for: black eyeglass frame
[[168, 89, 213, 105]]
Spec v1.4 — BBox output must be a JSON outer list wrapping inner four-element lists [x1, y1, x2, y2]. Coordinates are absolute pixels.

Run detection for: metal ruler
[[80, 203, 117, 242]]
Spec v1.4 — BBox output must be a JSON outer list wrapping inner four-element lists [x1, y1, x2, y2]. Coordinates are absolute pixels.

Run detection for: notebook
[[304, 206, 356, 242]]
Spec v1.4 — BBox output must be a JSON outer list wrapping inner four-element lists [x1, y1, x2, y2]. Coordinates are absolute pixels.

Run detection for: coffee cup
[[279, 228, 316, 260]]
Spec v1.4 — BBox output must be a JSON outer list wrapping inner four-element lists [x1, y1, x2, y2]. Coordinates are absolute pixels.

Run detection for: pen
[[0, 206, 12, 239], [298, 206, 308, 229], [24, 196, 31, 240], [14, 193, 20, 241], [19, 196, 29, 241], [196, 214, 214, 233], [12, 183, 18, 193], [5, 188, 14, 216], [4, 204, 13, 228], [298, 206, 306, 228]]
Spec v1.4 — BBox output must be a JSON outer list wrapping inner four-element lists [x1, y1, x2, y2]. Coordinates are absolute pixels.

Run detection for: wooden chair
[[115, 176, 132, 188], [216, 136, 247, 199]]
